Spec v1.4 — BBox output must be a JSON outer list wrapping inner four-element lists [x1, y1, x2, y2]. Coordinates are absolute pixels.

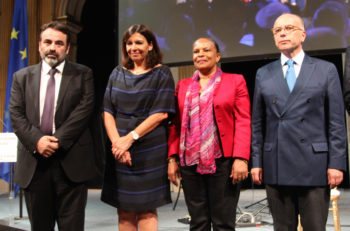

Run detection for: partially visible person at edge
[[168, 37, 251, 231], [9, 21, 96, 230], [343, 46, 350, 114], [101, 24, 175, 231], [251, 13, 347, 231]]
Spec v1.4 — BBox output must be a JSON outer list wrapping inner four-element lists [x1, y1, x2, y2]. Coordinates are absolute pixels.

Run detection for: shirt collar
[[280, 50, 305, 66], [42, 60, 65, 74]]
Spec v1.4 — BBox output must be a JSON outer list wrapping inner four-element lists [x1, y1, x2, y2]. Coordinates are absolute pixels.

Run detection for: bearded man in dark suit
[[9, 21, 96, 231]]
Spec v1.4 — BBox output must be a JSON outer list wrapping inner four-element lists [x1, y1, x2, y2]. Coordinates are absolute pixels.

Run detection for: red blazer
[[168, 72, 251, 160]]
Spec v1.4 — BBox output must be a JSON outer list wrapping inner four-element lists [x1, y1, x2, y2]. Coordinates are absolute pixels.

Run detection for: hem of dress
[[101, 196, 172, 212]]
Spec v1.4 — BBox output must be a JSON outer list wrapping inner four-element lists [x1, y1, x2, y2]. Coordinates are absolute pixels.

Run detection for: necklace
[[131, 68, 151, 75]]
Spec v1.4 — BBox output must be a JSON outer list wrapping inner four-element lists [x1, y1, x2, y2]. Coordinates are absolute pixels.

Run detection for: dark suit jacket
[[168, 72, 251, 160], [343, 46, 350, 113], [9, 61, 96, 188], [251, 55, 347, 186]]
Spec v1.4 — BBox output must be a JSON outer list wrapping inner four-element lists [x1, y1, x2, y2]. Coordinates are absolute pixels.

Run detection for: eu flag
[[0, 0, 28, 191]]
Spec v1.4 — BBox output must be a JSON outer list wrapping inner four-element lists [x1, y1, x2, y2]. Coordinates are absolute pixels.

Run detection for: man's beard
[[40, 50, 67, 67]]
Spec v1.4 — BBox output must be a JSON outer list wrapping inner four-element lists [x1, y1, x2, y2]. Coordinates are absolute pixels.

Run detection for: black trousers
[[266, 185, 330, 231], [24, 158, 87, 231], [180, 158, 240, 231]]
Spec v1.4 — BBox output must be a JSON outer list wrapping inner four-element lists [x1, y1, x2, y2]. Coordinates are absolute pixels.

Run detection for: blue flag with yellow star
[[0, 0, 28, 192]]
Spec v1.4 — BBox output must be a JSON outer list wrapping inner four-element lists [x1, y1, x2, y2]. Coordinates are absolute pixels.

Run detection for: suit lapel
[[270, 60, 290, 99], [56, 61, 74, 112], [28, 63, 42, 126], [213, 72, 223, 97], [281, 55, 315, 115], [265, 60, 290, 116]]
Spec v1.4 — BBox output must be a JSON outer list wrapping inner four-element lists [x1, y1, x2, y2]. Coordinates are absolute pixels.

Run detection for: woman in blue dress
[[101, 24, 175, 231]]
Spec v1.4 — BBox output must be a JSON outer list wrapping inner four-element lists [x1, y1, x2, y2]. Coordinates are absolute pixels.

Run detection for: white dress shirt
[[281, 50, 305, 79]]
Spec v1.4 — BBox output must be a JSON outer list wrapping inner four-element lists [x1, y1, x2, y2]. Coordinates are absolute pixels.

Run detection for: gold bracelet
[[167, 157, 176, 163], [237, 158, 248, 164]]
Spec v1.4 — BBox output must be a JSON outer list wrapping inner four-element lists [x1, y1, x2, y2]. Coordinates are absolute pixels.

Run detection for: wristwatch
[[130, 130, 139, 140]]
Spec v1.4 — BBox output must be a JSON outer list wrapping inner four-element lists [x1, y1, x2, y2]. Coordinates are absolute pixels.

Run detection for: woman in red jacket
[[168, 38, 251, 231]]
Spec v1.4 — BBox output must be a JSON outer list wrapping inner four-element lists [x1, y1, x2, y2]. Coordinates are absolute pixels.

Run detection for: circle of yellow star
[[19, 48, 27, 60], [11, 28, 19, 40]]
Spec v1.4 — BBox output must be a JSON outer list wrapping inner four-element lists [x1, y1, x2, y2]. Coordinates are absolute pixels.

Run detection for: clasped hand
[[36, 136, 59, 158], [112, 134, 134, 166]]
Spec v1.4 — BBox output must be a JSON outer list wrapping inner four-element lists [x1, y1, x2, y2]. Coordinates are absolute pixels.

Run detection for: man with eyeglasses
[[251, 13, 346, 231]]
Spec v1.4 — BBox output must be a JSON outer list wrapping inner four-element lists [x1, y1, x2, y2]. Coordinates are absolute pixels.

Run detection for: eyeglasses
[[271, 25, 303, 35]]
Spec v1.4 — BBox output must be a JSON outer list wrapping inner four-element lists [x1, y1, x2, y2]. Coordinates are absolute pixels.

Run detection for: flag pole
[[2, 0, 29, 222]]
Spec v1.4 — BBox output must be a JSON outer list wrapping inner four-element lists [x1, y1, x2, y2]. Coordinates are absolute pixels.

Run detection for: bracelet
[[167, 157, 177, 163], [236, 158, 248, 164]]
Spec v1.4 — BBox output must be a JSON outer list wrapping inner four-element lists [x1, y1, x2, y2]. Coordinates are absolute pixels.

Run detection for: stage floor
[[1, 189, 350, 231]]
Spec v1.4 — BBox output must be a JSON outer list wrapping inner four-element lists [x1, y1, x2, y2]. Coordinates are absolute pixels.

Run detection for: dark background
[[120, 0, 349, 64]]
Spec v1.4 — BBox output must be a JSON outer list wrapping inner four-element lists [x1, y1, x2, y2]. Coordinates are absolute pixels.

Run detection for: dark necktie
[[40, 68, 57, 135], [286, 59, 296, 92]]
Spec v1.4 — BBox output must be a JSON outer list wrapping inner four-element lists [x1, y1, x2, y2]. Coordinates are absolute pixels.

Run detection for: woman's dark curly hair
[[121, 24, 163, 69]]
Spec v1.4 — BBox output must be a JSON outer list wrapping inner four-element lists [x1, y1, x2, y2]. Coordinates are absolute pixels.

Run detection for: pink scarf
[[179, 68, 223, 174]]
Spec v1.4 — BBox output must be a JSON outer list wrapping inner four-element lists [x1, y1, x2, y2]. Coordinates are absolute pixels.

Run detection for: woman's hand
[[168, 158, 181, 186], [230, 158, 249, 184], [112, 148, 132, 166], [120, 151, 132, 166], [112, 134, 134, 158]]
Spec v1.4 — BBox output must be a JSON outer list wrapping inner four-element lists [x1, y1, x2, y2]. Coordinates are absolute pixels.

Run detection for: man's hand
[[328, 168, 343, 189], [36, 136, 59, 158], [230, 159, 249, 184], [251, 168, 263, 185]]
